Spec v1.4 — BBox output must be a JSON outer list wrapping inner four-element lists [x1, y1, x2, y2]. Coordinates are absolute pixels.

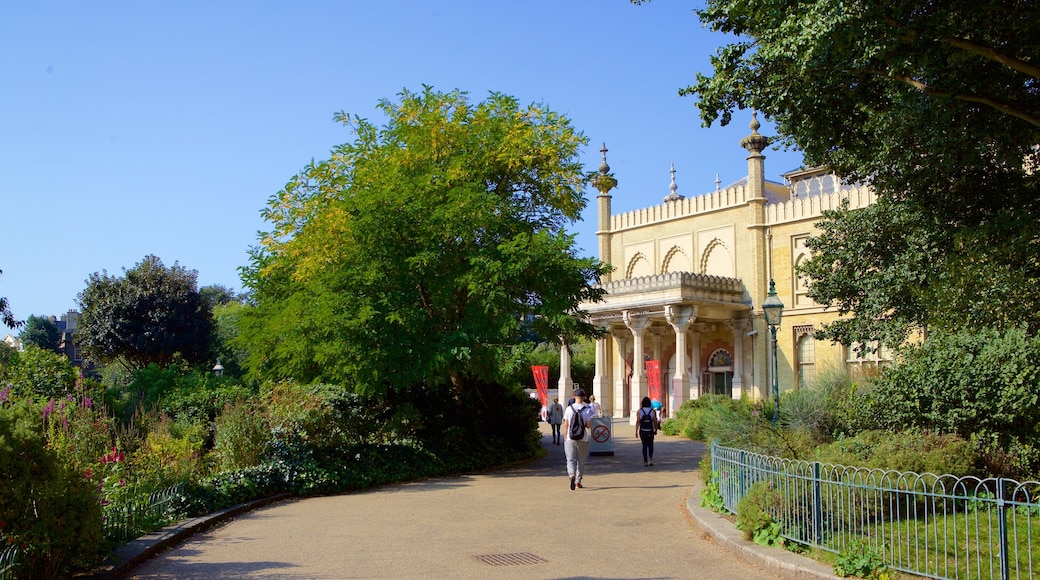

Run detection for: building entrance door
[[710, 371, 732, 396]]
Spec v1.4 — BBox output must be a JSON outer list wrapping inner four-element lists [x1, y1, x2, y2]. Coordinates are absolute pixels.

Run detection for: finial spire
[[663, 163, 684, 202], [591, 142, 617, 195], [740, 111, 769, 154], [715, 173, 721, 191]]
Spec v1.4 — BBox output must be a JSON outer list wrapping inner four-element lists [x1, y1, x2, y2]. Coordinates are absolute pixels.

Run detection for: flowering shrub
[[0, 399, 103, 577], [43, 393, 114, 474]]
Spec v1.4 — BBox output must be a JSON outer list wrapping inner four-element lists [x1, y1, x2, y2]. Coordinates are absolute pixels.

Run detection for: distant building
[[53, 310, 94, 374], [1, 334, 21, 351]]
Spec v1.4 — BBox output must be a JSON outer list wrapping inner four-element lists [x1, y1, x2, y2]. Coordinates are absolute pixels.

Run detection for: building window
[[845, 341, 892, 373], [795, 329, 815, 389], [792, 235, 816, 308]]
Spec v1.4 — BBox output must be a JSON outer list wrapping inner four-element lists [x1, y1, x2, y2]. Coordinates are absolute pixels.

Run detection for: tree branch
[[941, 36, 1040, 80], [882, 16, 1040, 81], [888, 72, 1040, 128]]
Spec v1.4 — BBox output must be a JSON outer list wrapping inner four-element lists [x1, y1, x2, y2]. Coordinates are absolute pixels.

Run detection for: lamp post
[[761, 279, 784, 425]]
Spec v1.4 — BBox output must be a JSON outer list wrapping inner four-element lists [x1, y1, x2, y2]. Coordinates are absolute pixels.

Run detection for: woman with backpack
[[635, 396, 660, 467]]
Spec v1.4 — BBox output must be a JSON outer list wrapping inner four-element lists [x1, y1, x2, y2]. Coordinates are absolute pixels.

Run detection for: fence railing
[[0, 546, 18, 580], [711, 443, 1040, 580], [103, 482, 186, 543]]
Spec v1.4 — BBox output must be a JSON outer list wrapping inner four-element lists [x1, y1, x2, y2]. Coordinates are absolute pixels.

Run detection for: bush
[[735, 481, 784, 546], [814, 430, 976, 475], [780, 366, 854, 442], [834, 541, 890, 579], [213, 399, 269, 471], [0, 399, 103, 578], [108, 364, 255, 427], [866, 327, 1040, 478], [43, 394, 115, 474], [0, 345, 77, 401]]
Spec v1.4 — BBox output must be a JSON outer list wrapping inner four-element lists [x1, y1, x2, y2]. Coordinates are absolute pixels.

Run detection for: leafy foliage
[[239, 87, 607, 398], [0, 345, 77, 401], [0, 399, 104, 578], [0, 269, 19, 329], [834, 541, 890, 580], [76, 255, 214, 371], [735, 481, 782, 545], [864, 327, 1040, 477], [814, 430, 976, 476], [699, 469, 727, 513], [18, 315, 61, 354], [684, 0, 1040, 342]]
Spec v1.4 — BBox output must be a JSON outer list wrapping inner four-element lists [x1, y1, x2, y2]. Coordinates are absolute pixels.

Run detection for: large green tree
[[239, 87, 607, 398], [76, 255, 214, 371], [679, 0, 1040, 345], [19, 314, 62, 354]]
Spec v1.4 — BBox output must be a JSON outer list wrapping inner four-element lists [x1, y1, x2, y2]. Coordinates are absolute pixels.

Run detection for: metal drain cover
[[476, 552, 548, 566]]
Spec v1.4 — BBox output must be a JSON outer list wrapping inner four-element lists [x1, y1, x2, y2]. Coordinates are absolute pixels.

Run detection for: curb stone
[[685, 480, 837, 579], [93, 493, 292, 579]]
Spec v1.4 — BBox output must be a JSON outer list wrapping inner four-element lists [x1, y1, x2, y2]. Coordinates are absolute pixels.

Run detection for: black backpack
[[639, 408, 656, 436], [568, 405, 586, 440]]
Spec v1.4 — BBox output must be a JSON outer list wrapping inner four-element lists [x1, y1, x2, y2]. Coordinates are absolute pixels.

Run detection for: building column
[[611, 329, 629, 418], [591, 331, 611, 417], [624, 310, 649, 424], [558, 338, 572, 396], [665, 305, 696, 412], [727, 318, 750, 398], [690, 327, 702, 399]]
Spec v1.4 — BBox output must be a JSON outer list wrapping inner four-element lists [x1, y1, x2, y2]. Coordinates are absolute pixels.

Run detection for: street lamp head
[[762, 279, 784, 326]]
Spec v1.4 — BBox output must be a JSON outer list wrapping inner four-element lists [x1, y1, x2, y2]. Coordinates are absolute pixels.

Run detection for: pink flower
[[83, 396, 92, 408], [85, 468, 93, 479], [0, 387, 9, 404], [42, 400, 55, 420]]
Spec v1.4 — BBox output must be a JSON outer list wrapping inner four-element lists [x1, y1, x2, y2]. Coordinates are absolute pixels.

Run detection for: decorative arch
[[707, 348, 733, 369], [661, 245, 691, 273], [699, 238, 734, 277], [626, 252, 653, 279]]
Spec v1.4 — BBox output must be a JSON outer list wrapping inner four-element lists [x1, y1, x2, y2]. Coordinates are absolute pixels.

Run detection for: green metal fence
[[0, 546, 18, 580], [711, 443, 1039, 580], [103, 482, 186, 543]]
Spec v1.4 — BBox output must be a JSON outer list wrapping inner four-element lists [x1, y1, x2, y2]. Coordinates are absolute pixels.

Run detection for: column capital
[[664, 304, 697, 332], [725, 318, 751, 333], [623, 310, 650, 335]]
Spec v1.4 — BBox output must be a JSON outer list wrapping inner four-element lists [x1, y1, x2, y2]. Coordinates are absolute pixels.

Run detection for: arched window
[[795, 326, 815, 389]]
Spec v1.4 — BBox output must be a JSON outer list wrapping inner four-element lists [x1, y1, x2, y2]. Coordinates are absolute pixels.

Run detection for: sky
[[0, 1, 806, 337]]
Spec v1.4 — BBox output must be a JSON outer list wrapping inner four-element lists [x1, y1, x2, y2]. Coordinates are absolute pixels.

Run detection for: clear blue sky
[[0, 1, 805, 336]]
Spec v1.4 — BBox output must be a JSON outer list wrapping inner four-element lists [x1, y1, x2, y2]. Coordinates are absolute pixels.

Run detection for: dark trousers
[[640, 434, 655, 462], [551, 423, 561, 441]]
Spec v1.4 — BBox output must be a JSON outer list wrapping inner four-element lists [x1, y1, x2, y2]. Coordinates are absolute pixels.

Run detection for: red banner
[[645, 359, 662, 403], [532, 365, 549, 407]]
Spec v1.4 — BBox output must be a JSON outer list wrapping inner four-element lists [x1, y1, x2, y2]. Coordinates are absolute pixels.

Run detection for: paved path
[[127, 420, 801, 579]]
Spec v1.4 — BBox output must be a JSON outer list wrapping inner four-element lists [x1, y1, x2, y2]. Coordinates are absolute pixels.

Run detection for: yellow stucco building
[[575, 115, 880, 421]]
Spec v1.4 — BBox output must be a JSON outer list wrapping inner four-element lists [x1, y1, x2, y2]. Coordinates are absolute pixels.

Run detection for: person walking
[[588, 395, 602, 417], [562, 388, 595, 490], [636, 396, 660, 467], [546, 397, 564, 445]]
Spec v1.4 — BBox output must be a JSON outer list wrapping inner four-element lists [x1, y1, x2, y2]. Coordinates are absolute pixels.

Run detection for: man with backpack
[[562, 388, 595, 490]]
